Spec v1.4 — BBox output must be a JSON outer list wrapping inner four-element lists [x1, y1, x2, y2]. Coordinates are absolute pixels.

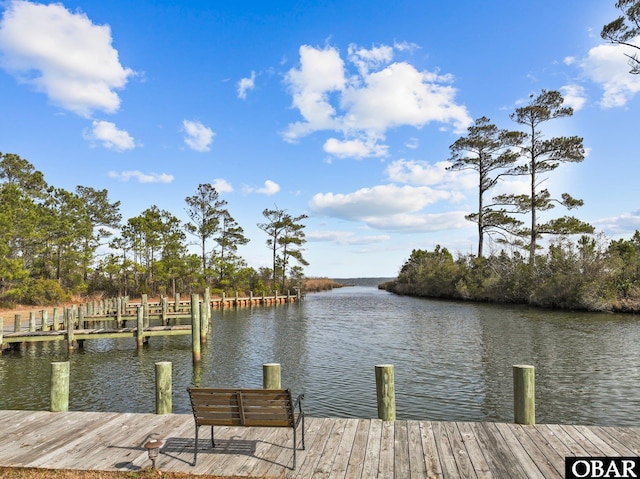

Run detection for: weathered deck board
[[1, 410, 640, 478]]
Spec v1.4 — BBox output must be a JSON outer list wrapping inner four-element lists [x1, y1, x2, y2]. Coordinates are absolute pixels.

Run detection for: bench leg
[[211, 425, 215, 447], [193, 424, 199, 466]]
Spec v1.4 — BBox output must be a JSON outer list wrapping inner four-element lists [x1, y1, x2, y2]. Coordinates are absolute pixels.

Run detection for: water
[[2, 286, 640, 426]]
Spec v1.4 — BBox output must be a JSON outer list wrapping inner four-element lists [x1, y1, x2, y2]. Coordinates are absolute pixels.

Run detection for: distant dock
[[1, 290, 299, 352]]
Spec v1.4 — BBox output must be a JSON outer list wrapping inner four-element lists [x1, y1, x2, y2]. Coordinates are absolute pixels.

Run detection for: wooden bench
[[187, 387, 305, 469]]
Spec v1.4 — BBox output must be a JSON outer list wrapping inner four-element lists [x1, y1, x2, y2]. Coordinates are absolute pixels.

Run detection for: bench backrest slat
[[188, 387, 294, 428]]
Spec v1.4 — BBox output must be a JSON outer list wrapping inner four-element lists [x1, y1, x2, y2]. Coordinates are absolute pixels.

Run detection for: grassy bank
[[303, 277, 344, 293]]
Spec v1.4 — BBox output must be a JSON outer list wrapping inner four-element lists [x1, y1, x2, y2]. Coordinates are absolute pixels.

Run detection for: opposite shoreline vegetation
[[378, 239, 640, 314]]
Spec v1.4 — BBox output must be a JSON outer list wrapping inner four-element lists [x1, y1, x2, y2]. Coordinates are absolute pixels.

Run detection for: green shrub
[[18, 279, 71, 306]]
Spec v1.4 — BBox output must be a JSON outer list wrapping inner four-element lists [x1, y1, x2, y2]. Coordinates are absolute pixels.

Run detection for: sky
[[0, 0, 639, 279]]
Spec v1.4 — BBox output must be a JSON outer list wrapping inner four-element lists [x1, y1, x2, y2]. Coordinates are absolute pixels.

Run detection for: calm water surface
[[1, 286, 640, 426]]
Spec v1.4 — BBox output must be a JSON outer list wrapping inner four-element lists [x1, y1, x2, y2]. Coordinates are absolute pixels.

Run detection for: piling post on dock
[[41, 310, 49, 332], [199, 302, 207, 344], [155, 361, 172, 414], [513, 364, 535, 425], [203, 287, 211, 322], [14, 314, 20, 333], [141, 294, 149, 326], [174, 293, 180, 312], [116, 299, 122, 326], [78, 306, 84, 330], [50, 361, 70, 412], [52, 308, 59, 331], [136, 306, 145, 348], [191, 294, 201, 363], [263, 363, 281, 389], [66, 308, 75, 351], [161, 297, 168, 325], [375, 364, 396, 421], [29, 312, 36, 332]]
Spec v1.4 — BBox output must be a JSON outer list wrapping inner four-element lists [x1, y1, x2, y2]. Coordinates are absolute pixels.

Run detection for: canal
[[1, 286, 639, 426]]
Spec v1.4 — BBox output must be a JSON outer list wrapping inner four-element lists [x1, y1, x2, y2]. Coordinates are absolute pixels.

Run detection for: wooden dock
[[1, 410, 639, 478]]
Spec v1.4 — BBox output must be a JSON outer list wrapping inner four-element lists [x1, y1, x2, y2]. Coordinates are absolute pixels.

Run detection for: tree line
[[0, 153, 308, 306]]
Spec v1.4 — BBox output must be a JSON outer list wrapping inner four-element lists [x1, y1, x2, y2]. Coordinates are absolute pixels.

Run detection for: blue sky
[[1, 0, 639, 278]]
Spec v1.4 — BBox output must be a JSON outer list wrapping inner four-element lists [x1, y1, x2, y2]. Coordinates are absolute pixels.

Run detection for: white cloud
[[405, 137, 419, 149], [323, 137, 388, 159], [283, 43, 472, 159], [386, 159, 451, 186], [386, 159, 475, 194], [237, 71, 256, 99], [244, 179, 280, 195], [364, 211, 468, 232], [593, 209, 640, 235], [341, 62, 470, 132], [0, 0, 134, 117], [393, 41, 420, 53], [309, 184, 453, 220], [83, 120, 136, 151], [307, 230, 390, 245], [560, 84, 587, 111], [108, 170, 174, 183], [579, 39, 640, 107], [283, 45, 345, 141], [183, 120, 215, 152], [212, 178, 233, 193], [347, 43, 394, 75], [257, 180, 280, 195]]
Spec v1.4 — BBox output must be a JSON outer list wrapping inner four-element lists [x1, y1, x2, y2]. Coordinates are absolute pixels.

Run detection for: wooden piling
[[263, 363, 282, 389], [52, 308, 59, 331], [513, 364, 535, 425], [199, 301, 207, 344], [14, 314, 20, 333], [40, 310, 49, 332], [66, 308, 75, 351], [155, 361, 172, 414], [161, 297, 168, 324], [203, 287, 211, 322], [116, 299, 122, 326], [141, 294, 149, 326], [50, 361, 70, 412], [29, 312, 36, 332], [191, 294, 201, 363], [136, 306, 145, 348], [375, 364, 396, 421]]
